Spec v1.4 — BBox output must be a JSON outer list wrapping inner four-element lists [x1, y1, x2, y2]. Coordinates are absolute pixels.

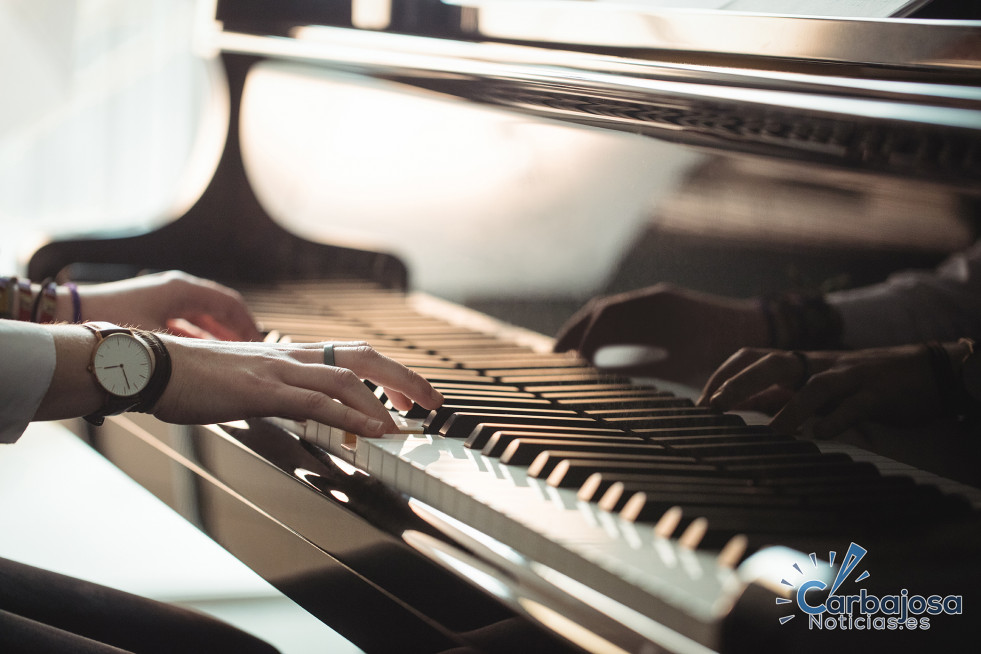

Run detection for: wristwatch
[[83, 322, 170, 425]]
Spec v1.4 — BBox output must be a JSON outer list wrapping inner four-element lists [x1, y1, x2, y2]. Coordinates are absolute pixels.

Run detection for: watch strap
[[132, 330, 172, 414], [83, 321, 132, 338]]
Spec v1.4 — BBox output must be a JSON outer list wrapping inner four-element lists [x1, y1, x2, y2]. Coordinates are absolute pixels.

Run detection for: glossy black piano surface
[[28, 1, 981, 652]]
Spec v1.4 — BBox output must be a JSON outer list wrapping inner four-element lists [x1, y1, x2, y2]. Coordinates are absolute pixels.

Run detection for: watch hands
[[98, 364, 133, 391]]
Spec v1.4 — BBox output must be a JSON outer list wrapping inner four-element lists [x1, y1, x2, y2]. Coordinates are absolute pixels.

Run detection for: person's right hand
[[68, 270, 261, 341], [153, 338, 443, 437], [554, 283, 768, 383], [699, 344, 961, 439]]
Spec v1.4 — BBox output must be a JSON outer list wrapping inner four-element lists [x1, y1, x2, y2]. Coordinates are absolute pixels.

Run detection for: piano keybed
[[238, 280, 981, 652]]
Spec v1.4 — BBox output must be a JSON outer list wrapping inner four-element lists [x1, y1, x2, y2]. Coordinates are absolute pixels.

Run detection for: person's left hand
[[70, 271, 261, 341], [153, 338, 443, 436], [699, 344, 953, 438]]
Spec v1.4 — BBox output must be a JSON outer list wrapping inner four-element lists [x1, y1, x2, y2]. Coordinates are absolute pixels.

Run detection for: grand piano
[[28, 1, 981, 652]]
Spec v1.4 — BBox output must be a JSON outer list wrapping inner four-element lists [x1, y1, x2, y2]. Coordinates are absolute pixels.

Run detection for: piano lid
[[204, 1, 981, 187], [446, 0, 981, 71], [213, 1, 981, 74]]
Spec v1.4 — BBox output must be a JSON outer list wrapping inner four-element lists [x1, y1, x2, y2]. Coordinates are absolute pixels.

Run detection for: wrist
[[34, 325, 103, 421]]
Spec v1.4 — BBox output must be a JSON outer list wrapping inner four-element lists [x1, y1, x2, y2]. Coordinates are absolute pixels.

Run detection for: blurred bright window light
[[0, 0, 215, 268]]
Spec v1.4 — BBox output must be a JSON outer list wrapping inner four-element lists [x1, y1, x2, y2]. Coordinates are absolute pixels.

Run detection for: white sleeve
[[0, 320, 56, 444], [827, 240, 981, 349]]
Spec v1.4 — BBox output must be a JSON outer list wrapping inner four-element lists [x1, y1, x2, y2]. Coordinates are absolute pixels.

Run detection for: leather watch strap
[[132, 330, 172, 414]]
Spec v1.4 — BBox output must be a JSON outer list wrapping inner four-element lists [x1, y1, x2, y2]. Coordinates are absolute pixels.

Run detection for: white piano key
[[346, 431, 740, 644]]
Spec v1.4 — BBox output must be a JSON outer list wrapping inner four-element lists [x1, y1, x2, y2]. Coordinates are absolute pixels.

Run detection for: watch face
[[92, 333, 153, 397]]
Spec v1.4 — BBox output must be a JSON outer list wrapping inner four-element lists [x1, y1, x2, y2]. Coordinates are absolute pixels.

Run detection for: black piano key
[[498, 435, 815, 468], [422, 373, 503, 385], [624, 484, 970, 536], [483, 429, 786, 460], [500, 374, 630, 386], [546, 458, 718, 488], [465, 423, 625, 450], [412, 367, 481, 378], [574, 464, 900, 504], [675, 440, 819, 458], [484, 366, 595, 377], [498, 438, 669, 466], [440, 412, 601, 439], [777, 474, 915, 497], [641, 433, 792, 448], [528, 383, 655, 394], [540, 388, 672, 399], [425, 387, 536, 398], [430, 382, 525, 393], [718, 456, 865, 477], [424, 405, 580, 433], [632, 424, 772, 439], [603, 413, 745, 431], [402, 404, 435, 419], [596, 480, 780, 512], [598, 475, 921, 514], [426, 395, 556, 410], [555, 396, 694, 410], [454, 354, 589, 369], [607, 489, 805, 516], [621, 499, 848, 535], [432, 344, 534, 354], [585, 406, 715, 419], [398, 360, 461, 370], [481, 431, 644, 458], [576, 472, 756, 503], [543, 451, 869, 489], [391, 391, 537, 411]]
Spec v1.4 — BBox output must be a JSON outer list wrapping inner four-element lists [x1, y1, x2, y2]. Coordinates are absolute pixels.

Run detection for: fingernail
[[366, 418, 385, 434]]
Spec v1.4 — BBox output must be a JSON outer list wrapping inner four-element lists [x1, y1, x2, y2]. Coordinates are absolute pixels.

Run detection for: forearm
[[828, 241, 981, 348]]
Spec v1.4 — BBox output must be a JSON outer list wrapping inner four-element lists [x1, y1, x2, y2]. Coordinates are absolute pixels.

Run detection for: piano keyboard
[[244, 281, 981, 652]]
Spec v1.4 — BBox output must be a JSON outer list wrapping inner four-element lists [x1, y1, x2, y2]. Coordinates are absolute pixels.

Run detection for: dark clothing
[[0, 556, 278, 654]]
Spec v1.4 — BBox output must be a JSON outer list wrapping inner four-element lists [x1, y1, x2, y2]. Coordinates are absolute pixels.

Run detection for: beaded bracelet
[[31, 278, 57, 322], [0, 276, 82, 323], [65, 282, 82, 322]]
